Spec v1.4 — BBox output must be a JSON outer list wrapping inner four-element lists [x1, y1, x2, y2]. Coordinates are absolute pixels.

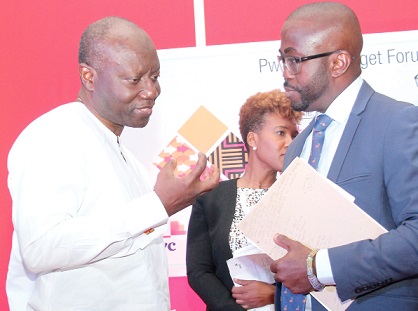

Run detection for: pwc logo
[[165, 242, 177, 251]]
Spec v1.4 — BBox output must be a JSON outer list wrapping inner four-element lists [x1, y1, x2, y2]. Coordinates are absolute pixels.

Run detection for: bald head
[[283, 2, 363, 60], [78, 16, 155, 70], [279, 2, 364, 112], [76, 16, 161, 135]]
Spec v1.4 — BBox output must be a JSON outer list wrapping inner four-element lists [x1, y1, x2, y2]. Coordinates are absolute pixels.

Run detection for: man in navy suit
[[270, 2, 418, 310]]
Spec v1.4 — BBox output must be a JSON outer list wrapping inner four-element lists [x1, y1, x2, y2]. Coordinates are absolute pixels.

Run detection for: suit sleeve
[[186, 194, 245, 311]]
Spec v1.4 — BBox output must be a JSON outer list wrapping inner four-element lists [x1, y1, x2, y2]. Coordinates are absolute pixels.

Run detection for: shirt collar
[[322, 77, 363, 124]]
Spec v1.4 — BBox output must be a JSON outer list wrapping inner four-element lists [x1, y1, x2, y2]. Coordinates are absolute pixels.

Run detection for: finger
[[234, 298, 244, 305], [270, 260, 283, 280], [234, 278, 251, 286], [199, 165, 220, 191], [200, 167, 212, 181], [201, 163, 219, 181], [236, 301, 249, 310], [209, 164, 220, 178], [161, 157, 177, 175], [231, 286, 244, 295], [209, 164, 220, 180], [270, 261, 277, 273], [273, 233, 292, 251], [188, 152, 207, 181], [195, 152, 207, 172]]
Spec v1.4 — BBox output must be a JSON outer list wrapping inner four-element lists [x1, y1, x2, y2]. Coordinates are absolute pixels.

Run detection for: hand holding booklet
[[227, 244, 275, 311], [237, 157, 387, 311]]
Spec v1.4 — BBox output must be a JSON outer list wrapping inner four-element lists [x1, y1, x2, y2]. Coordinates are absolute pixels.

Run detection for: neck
[[239, 171, 277, 189], [77, 93, 124, 136]]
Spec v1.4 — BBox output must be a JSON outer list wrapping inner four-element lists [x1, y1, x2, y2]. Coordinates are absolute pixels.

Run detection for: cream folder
[[238, 157, 387, 311]]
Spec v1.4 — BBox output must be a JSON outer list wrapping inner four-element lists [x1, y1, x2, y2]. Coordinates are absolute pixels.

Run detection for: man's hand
[[270, 234, 313, 294], [154, 152, 220, 216], [232, 279, 275, 309]]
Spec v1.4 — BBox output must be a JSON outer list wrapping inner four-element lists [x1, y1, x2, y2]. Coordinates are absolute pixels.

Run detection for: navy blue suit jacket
[[281, 81, 418, 310]]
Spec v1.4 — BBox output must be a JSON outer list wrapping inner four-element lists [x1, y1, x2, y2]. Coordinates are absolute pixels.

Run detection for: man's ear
[[331, 51, 352, 77], [79, 63, 95, 91]]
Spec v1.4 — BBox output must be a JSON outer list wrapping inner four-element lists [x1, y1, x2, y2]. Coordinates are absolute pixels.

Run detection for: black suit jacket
[[186, 179, 246, 311]]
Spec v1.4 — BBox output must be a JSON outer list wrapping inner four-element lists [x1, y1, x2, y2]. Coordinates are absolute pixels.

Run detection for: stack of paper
[[237, 157, 387, 310]]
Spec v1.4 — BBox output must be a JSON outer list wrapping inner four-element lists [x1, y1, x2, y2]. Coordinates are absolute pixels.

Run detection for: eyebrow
[[274, 125, 289, 130], [283, 47, 297, 54]]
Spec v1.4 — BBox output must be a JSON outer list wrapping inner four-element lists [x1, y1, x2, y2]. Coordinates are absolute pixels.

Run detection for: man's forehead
[[280, 22, 334, 54]]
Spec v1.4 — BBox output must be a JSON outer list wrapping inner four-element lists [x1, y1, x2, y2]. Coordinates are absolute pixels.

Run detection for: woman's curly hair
[[239, 89, 303, 151]]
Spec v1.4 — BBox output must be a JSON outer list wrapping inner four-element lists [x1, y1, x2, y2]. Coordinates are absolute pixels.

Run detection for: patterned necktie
[[280, 285, 306, 311], [308, 114, 333, 170], [279, 114, 333, 311]]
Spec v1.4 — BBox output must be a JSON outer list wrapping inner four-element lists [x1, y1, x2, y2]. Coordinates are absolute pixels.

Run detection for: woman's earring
[[252, 146, 257, 151]]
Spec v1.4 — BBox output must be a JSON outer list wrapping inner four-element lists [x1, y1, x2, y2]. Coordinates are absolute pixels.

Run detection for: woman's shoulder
[[216, 178, 238, 191], [199, 178, 238, 199]]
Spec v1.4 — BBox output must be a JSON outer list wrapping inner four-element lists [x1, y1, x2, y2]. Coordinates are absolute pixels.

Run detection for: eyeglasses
[[277, 50, 342, 75]]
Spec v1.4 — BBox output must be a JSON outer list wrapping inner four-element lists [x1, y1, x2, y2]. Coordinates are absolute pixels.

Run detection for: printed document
[[237, 157, 387, 310]]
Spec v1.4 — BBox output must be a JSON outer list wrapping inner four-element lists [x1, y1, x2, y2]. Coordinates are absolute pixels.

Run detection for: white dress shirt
[[7, 102, 170, 311], [299, 77, 363, 308]]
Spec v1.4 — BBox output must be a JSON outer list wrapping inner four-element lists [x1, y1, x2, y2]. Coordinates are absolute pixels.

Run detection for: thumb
[[273, 233, 293, 251], [162, 157, 177, 174]]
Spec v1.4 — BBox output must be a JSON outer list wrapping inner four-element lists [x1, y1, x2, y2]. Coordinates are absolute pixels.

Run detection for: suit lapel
[[224, 179, 238, 225], [327, 114, 361, 182], [327, 81, 375, 182]]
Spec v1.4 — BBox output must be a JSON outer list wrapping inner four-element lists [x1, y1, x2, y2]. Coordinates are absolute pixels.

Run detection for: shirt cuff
[[315, 249, 336, 285], [124, 191, 169, 237]]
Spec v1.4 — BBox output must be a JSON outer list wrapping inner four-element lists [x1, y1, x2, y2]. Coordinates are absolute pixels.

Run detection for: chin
[[290, 101, 309, 112], [131, 118, 151, 128]]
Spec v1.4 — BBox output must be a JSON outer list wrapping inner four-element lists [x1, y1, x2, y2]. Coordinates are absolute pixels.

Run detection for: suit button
[[354, 285, 369, 293]]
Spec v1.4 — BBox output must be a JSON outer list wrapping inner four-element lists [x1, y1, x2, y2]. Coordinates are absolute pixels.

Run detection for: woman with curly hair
[[187, 89, 302, 310]]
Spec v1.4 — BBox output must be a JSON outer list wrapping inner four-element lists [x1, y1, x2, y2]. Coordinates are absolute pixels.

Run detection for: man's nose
[[140, 80, 160, 99]]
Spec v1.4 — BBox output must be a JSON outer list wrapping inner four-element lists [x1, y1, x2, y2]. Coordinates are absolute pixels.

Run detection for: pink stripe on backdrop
[[169, 277, 206, 311]]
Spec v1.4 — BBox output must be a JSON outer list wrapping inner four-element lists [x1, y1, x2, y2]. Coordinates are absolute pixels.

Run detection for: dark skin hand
[[232, 279, 275, 309], [154, 152, 220, 216], [270, 234, 314, 294]]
